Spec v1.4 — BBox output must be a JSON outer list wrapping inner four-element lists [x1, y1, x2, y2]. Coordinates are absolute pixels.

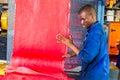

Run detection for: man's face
[[78, 12, 93, 28]]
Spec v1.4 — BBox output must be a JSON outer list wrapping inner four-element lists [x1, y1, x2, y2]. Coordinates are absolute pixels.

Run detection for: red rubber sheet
[[3, 0, 73, 80]]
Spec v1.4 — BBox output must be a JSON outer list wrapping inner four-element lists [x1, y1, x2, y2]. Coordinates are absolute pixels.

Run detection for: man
[[56, 4, 110, 80]]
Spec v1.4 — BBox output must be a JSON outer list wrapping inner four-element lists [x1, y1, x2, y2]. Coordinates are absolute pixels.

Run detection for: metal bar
[[7, 0, 15, 65]]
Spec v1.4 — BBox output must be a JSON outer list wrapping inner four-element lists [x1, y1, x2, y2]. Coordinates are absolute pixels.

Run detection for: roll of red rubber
[[3, 0, 74, 80]]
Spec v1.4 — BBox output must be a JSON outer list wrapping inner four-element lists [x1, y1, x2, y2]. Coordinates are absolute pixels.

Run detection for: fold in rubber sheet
[[3, 0, 73, 80]]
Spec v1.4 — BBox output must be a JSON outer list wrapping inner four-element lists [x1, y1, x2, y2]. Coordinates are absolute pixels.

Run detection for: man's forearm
[[68, 44, 79, 55]]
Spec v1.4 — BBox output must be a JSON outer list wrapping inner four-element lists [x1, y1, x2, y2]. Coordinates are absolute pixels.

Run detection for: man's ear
[[91, 14, 94, 19], [90, 14, 96, 22]]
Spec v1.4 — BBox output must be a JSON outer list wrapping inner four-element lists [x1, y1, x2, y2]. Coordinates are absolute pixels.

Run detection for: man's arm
[[56, 34, 79, 57]]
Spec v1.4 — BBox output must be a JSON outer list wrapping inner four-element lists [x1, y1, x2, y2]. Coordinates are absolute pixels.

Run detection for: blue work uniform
[[78, 22, 110, 80]]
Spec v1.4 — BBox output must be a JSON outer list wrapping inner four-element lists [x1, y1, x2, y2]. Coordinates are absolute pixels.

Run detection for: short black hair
[[78, 4, 96, 16]]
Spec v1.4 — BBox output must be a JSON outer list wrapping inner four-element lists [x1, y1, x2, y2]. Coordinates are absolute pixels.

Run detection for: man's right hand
[[56, 34, 80, 56], [62, 52, 77, 58], [56, 34, 73, 47]]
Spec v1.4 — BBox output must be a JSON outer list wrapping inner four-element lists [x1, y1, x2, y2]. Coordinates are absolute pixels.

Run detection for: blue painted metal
[[97, 0, 105, 26], [102, 0, 106, 5]]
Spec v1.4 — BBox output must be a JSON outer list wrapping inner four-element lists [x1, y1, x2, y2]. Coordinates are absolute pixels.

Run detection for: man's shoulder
[[91, 22, 104, 34]]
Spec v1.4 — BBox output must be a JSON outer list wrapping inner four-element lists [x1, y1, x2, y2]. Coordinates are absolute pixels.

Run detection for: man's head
[[78, 4, 97, 28]]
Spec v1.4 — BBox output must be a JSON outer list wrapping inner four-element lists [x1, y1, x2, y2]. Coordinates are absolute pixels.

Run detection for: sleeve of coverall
[[78, 33, 100, 66]]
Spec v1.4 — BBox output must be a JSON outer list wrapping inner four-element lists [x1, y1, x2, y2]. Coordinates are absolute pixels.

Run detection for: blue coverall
[[78, 22, 110, 80]]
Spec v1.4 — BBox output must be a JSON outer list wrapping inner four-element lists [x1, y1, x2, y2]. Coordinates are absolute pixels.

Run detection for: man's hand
[[56, 34, 80, 56], [62, 52, 77, 58], [56, 34, 73, 47], [62, 53, 72, 58]]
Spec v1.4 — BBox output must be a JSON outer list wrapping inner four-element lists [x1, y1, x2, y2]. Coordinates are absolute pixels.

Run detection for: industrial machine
[[108, 22, 120, 55], [1, 11, 8, 30]]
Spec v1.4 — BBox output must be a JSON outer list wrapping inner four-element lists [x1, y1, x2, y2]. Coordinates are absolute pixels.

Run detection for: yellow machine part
[[1, 11, 8, 30], [0, 62, 6, 75], [106, 0, 116, 8], [110, 65, 118, 70]]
